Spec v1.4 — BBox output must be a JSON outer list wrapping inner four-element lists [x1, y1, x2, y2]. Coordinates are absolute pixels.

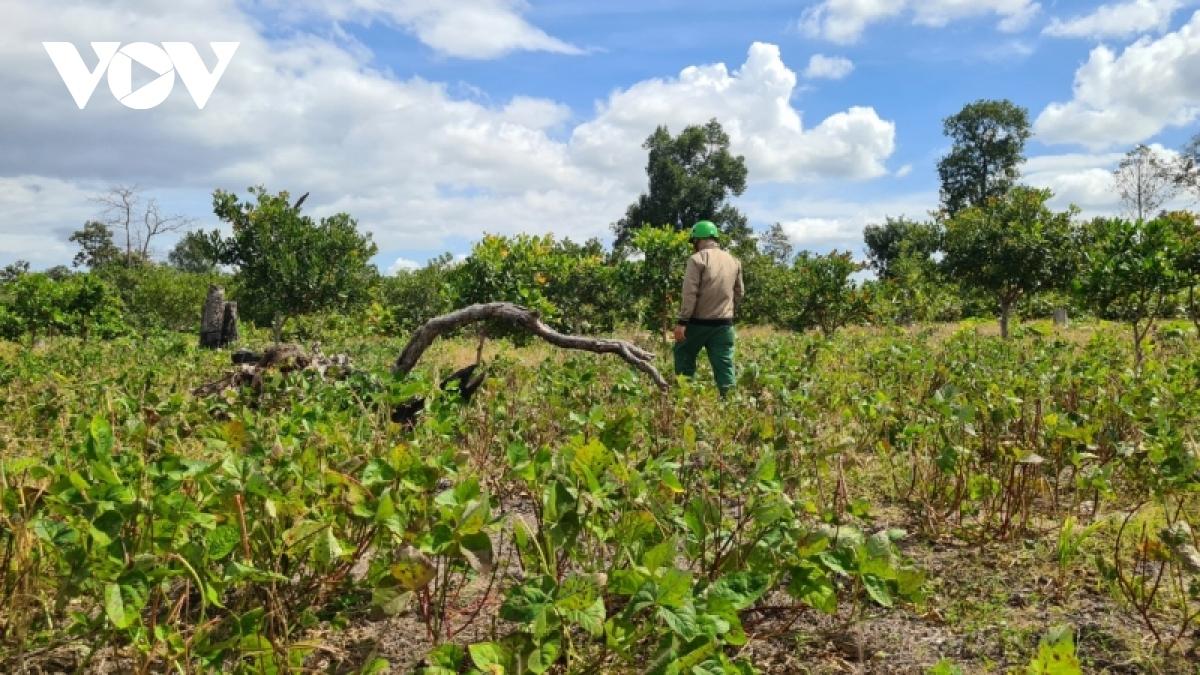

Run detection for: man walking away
[[673, 220, 744, 394]]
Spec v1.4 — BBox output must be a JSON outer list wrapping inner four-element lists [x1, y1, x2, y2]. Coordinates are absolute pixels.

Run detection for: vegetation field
[[2, 320, 1199, 674]]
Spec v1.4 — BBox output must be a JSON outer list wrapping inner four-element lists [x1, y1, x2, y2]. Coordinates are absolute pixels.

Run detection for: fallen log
[[192, 343, 352, 396], [392, 302, 668, 390]]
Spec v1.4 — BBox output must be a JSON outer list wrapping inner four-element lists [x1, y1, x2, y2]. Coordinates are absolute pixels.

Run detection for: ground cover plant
[[1, 319, 1198, 674]]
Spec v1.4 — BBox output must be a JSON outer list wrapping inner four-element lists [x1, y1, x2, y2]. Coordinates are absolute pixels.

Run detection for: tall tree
[[1172, 132, 1200, 200], [757, 223, 794, 266], [1, 260, 30, 283], [937, 99, 1031, 216], [1114, 144, 1177, 221], [92, 185, 190, 263], [942, 186, 1075, 338], [213, 187, 379, 341], [614, 119, 749, 248], [863, 217, 943, 279], [168, 229, 226, 273], [69, 221, 122, 269]]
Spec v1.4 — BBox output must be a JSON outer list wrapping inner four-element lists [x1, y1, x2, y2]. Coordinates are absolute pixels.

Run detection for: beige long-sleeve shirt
[[677, 246, 744, 324]]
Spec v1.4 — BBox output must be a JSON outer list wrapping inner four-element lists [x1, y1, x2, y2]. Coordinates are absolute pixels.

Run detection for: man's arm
[[677, 256, 701, 324], [733, 261, 745, 311]]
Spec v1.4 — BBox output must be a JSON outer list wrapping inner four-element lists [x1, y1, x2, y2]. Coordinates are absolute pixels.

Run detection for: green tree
[[942, 186, 1075, 338], [623, 226, 693, 336], [614, 119, 749, 247], [1, 273, 126, 340], [213, 187, 378, 341], [1075, 214, 1192, 368], [937, 99, 1031, 216], [789, 250, 866, 337], [168, 229, 225, 273], [1, 260, 30, 284], [379, 254, 456, 333], [863, 217, 943, 279], [69, 221, 123, 269], [1176, 211, 1200, 334], [867, 253, 962, 326]]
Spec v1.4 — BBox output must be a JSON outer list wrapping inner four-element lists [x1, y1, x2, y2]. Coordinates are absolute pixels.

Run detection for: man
[[673, 220, 744, 394]]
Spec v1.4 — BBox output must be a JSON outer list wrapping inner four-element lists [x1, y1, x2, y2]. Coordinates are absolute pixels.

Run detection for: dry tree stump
[[199, 285, 239, 349]]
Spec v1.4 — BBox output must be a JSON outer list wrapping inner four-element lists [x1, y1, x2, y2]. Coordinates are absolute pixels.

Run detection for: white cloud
[[746, 191, 939, 252], [387, 256, 422, 274], [895, 164, 913, 177], [571, 43, 895, 187], [799, 0, 1040, 44], [1023, 145, 1190, 214], [1034, 11, 1200, 149], [257, 0, 582, 59], [0, 4, 898, 267], [1043, 0, 1190, 40], [803, 54, 855, 79], [0, 175, 99, 267]]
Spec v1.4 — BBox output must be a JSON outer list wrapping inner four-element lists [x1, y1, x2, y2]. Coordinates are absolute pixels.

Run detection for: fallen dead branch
[[392, 302, 668, 389]]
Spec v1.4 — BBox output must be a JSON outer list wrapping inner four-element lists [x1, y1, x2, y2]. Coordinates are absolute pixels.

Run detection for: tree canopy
[[937, 99, 1031, 217], [212, 187, 379, 339], [614, 119, 750, 248]]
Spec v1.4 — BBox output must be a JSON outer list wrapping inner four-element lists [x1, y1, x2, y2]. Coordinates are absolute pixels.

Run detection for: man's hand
[[673, 324, 687, 343]]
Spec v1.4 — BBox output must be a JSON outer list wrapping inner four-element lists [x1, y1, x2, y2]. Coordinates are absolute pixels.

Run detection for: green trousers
[[673, 323, 736, 393]]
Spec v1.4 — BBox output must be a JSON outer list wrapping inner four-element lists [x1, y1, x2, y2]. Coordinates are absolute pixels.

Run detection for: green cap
[[690, 220, 720, 240]]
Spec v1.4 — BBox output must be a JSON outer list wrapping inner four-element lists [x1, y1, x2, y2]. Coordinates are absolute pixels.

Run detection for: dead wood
[[392, 302, 668, 389]]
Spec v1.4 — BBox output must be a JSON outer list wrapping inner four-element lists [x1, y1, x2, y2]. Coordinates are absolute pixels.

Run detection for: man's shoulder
[[701, 248, 739, 265]]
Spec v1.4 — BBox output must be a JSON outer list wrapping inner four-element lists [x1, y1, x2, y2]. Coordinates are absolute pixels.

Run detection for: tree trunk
[[1053, 308, 1069, 329], [220, 302, 239, 347], [1190, 286, 1200, 335], [999, 302, 1011, 339], [1132, 321, 1144, 372], [199, 285, 226, 348]]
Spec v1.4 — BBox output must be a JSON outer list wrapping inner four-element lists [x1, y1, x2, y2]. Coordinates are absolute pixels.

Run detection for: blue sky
[[2, 0, 1199, 272]]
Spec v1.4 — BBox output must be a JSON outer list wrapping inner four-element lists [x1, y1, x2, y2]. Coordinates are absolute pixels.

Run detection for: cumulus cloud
[[745, 191, 939, 253], [1043, 0, 1190, 40], [0, 3, 898, 267], [1034, 11, 1200, 149], [387, 256, 422, 274], [799, 0, 1040, 44], [571, 43, 894, 188], [256, 0, 582, 59], [803, 54, 855, 79], [1023, 146, 1190, 215]]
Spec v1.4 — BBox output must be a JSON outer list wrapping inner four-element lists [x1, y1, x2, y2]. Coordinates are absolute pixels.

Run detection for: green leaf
[[206, 524, 240, 561], [426, 643, 466, 670], [708, 572, 770, 612], [1026, 625, 1081, 675], [526, 634, 561, 674], [104, 583, 130, 629], [862, 574, 894, 608], [643, 539, 676, 572], [468, 641, 513, 673], [787, 563, 837, 614], [90, 415, 114, 454], [313, 527, 346, 565], [390, 547, 436, 591], [657, 602, 700, 641], [927, 659, 965, 675]]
